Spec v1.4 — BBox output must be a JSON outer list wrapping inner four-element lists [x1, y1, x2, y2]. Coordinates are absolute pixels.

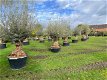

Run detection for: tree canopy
[[0, 0, 38, 42], [74, 24, 90, 35], [46, 19, 72, 38]]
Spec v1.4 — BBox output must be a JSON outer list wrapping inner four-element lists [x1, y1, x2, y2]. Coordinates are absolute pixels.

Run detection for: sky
[[0, 0, 106, 28], [28, 0, 107, 28]]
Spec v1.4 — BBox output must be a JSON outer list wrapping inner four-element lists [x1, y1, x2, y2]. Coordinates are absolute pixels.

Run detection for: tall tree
[[0, 0, 37, 42]]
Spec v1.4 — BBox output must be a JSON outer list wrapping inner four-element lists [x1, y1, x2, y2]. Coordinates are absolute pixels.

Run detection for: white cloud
[[56, 0, 82, 9], [57, 0, 107, 27], [33, 0, 48, 3]]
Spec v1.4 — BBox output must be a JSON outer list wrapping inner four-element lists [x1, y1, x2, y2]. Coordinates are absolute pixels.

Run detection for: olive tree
[[31, 23, 43, 37], [46, 19, 71, 41], [74, 24, 90, 35], [0, 0, 37, 42], [0, 25, 6, 42]]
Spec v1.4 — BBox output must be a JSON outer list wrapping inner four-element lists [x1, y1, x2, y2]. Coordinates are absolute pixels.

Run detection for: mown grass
[[0, 36, 107, 80]]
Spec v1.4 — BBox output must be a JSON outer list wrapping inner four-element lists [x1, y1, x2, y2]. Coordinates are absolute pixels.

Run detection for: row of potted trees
[[1, 35, 89, 69], [50, 34, 89, 52], [0, 35, 89, 50]]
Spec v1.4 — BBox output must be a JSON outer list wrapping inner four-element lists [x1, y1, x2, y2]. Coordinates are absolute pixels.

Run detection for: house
[[89, 24, 107, 32]]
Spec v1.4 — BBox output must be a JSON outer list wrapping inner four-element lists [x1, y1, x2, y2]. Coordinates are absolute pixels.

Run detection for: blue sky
[[28, 0, 106, 28]]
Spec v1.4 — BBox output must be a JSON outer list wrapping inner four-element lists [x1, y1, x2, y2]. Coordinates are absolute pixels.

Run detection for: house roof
[[89, 24, 107, 29]]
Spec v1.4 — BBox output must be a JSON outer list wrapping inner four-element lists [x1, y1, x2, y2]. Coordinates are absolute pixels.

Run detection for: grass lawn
[[0, 36, 107, 80]]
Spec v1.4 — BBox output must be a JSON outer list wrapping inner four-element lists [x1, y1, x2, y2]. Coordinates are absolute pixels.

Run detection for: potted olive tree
[[50, 34, 61, 52], [39, 36, 45, 43], [0, 25, 7, 49], [8, 40, 27, 69], [81, 34, 87, 41], [23, 38, 29, 45], [51, 41, 60, 52], [34, 36, 39, 41], [72, 34, 78, 43], [48, 36, 52, 41], [68, 36, 71, 39], [74, 24, 90, 41], [46, 18, 71, 52], [0, 1, 38, 69], [63, 37, 69, 46], [0, 38, 6, 49]]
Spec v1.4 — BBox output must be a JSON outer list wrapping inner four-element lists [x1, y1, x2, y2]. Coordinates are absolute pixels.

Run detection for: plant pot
[[50, 48, 60, 52], [39, 40, 44, 43], [62, 37, 65, 40], [87, 37, 89, 39], [72, 40, 78, 43], [43, 38, 46, 39], [48, 39, 52, 41], [0, 43, 6, 49], [81, 38, 87, 41], [63, 42, 69, 46], [32, 38, 36, 41], [8, 56, 27, 69], [68, 37, 71, 39], [23, 41, 29, 45], [36, 39, 39, 41]]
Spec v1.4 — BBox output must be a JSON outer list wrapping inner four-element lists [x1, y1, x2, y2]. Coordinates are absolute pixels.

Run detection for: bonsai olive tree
[[0, 0, 37, 58], [46, 19, 71, 41], [0, 25, 7, 49], [0, 25, 6, 43], [46, 19, 71, 50]]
